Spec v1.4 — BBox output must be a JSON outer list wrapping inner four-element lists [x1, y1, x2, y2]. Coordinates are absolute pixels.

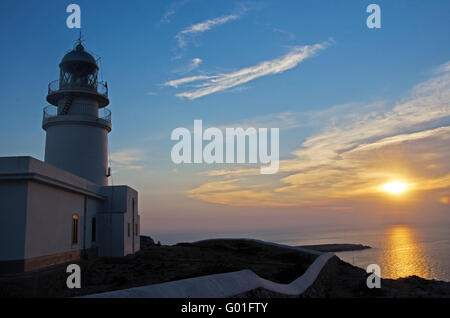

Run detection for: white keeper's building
[[0, 42, 140, 273]]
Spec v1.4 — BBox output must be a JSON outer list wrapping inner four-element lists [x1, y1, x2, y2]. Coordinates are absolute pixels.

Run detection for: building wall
[[97, 213, 125, 257], [135, 214, 141, 251], [85, 196, 103, 252], [23, 181, 103, 268], [124, 189, 140, 255], [0, 156, 140, 272], [98, 185, 140, 257], [24, 181, 84, 259], [0, 156, 107, 272], [0, 181, 28, 261]]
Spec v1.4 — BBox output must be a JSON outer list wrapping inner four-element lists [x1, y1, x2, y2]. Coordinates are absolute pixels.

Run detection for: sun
[[381, 181, 408, 195]]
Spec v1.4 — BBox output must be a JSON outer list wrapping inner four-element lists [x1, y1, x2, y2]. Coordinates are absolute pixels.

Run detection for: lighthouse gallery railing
[[43, 105, 111, 124], [48, 80, 108, 99]]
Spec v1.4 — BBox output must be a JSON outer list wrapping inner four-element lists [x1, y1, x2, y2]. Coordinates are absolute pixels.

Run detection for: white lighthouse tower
[[0, 40, 140, 273], [43, 41, 111, 185]]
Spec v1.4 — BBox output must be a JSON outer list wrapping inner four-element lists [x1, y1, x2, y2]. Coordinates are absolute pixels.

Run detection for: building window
[[128, 222, 130, 237], [135, 223, 138, 236], [92, 217, 96, 242], [72, 215, 79, 245]]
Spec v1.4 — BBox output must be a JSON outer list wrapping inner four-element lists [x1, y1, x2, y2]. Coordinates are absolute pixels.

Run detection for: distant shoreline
[[297, 243, 371, 252]]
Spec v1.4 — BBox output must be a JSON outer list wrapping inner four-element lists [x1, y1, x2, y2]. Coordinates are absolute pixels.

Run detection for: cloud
[[189, 57, 203, 69], [173, 58, 203, 74], [203, 168, 260, 177], [210, 101, 387, 132], [176, 14, 240, 50], [186, 179, 297, 207], [437, 61, 450, 73], [181, 14, 239, 35], [187, 61, 450, 207], [166, 40, 331, 99], [173, 4, 259, 56], [160, 0, 190, 24], [110, 149, 147, 171], [272, 27, 296, 40], [164, 74, 217, 88], [217, 111, 303, 131]]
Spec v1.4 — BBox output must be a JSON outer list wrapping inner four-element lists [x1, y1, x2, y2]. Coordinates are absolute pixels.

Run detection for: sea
[[273, 224, 450, 282], [154, 224, 450, 282]]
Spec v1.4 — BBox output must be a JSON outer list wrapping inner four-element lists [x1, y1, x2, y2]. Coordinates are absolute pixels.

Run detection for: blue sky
[[1, 1, 449, 242]]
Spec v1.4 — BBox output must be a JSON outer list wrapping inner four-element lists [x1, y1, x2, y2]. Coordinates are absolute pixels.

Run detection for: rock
[[140, 235, 156, 249]]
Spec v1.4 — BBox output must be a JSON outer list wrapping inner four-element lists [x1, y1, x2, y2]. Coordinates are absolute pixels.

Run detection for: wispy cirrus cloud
[[160, 0, 190, 24], [272, 27, 296, 40], [187, 61, 450, 207], [188, 57, 203, 71], [176, 13, 240, 51], [173, 58, 203, 75], [437, 61, 450, 73], [110, 149, 147, 171], [210, 101, 388, 132], [217, 111, 303, 131], [164, 74, 217, 88], [174, 3, 260, 56], [165, 40, 332, 99]]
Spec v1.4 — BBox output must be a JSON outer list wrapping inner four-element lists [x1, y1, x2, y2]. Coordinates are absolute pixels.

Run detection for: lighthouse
[[43, 42, 111, 186], [0, 40, 140, 273]]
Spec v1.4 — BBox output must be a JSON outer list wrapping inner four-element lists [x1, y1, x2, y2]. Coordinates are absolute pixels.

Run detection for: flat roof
[[0, 156, 105, 200]]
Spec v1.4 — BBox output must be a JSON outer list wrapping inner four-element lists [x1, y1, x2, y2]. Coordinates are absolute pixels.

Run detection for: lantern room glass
[[59, 62, 98, 91]]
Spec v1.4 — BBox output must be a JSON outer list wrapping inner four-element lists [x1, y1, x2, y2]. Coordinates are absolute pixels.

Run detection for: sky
[[0, 0, 449, 243]]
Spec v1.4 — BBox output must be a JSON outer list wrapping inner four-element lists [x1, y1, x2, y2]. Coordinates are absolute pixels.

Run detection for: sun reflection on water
[[381, 225, 432, 279]]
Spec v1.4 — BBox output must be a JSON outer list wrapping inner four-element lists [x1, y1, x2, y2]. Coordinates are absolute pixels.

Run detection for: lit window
[[72, 215, 79, 245]]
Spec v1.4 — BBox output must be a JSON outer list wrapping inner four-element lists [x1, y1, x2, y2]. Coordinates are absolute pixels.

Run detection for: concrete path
[[83, 239, 334, 298]]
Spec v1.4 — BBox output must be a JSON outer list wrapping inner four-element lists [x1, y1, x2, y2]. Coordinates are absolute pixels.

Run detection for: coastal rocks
[[140, 235, 161, 249], [300, 256, 450, 298], [382, 276, 450, 297]]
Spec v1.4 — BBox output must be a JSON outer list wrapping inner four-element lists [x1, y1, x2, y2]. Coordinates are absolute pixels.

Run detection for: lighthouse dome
[[60, 43, 98, 69], [47, 41, 109, 108]]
